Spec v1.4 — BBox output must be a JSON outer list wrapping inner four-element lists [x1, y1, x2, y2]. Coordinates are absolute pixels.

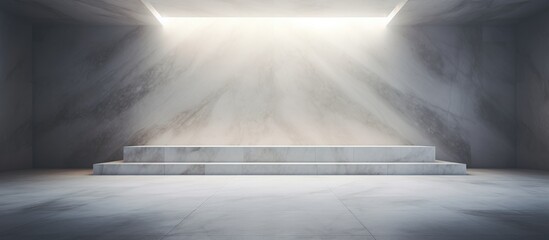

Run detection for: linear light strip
[[386, 0, 408, 24], [141, 0, 408, 26], [140, 0, 164, 25]]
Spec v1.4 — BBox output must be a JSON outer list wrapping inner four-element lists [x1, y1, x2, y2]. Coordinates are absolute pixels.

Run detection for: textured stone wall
[[0, 11, 32, 172], [517, 10, 549, 170], [32, 21, 516, 168]]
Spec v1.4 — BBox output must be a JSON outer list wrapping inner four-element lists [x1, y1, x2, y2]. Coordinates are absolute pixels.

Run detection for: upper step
[[124, 145, 435, 163]]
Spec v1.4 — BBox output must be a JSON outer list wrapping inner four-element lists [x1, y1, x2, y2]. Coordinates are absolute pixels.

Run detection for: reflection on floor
[[0, 169, 548, 240]]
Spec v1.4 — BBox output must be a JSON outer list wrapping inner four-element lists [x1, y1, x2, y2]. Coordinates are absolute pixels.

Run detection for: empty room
[[1, 0, 549, 239]]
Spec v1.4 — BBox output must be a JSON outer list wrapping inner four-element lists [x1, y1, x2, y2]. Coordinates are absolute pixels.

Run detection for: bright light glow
[[141, 0, 407, 28], [140, 0, 165, 25], [387, 0, 408, 24], [161, 17, 390, 29]]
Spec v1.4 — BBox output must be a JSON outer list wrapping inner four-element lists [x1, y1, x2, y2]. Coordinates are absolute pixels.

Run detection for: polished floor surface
[[0, 169, 548, 240]]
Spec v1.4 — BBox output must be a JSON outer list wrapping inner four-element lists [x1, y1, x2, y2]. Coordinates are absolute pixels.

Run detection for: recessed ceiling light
[[141, 0, 408, 26]]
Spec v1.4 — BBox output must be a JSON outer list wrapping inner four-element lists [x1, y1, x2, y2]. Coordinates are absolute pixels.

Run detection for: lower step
[[93, 161, 466, 175]]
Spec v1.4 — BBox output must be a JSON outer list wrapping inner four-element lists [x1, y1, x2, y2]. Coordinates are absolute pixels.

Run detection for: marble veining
[[123, 146, 435, 163], [93, 161, 467, 175], [4, 169, 549, 239], [33, 21, 516, 168], [98, 145, 466, 175]]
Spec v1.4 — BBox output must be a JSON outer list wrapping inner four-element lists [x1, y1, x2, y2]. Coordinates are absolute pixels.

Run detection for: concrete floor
[[0, 169, 548, 240]]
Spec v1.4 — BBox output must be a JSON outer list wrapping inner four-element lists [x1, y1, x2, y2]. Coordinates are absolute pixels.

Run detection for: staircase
[[93, 146, 466, 175]]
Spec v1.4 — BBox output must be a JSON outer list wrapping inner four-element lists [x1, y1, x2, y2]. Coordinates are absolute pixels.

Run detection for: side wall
[[0, 11, 32, 172], [517, 10, 549, 170], [32, 23, 516, 168]]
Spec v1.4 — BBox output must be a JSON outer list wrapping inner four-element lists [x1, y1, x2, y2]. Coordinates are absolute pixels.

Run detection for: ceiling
[[392, 0, 549, 25], [0, 0, 156, 25], [147, 0, 402, 18], [0, 0, 548, 25]]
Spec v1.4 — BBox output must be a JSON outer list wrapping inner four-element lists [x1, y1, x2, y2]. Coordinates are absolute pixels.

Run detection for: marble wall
[[517, 10, 549, 170], [32, 21, 516, 168], [0, 11, 32, 172]]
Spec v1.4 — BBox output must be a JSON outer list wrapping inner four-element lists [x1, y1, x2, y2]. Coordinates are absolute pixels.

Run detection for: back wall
[[32, 21, 516, 168]]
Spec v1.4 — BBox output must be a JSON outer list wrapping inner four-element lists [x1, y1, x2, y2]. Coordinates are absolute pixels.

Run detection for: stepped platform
[[93, 145, 466, 175]]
